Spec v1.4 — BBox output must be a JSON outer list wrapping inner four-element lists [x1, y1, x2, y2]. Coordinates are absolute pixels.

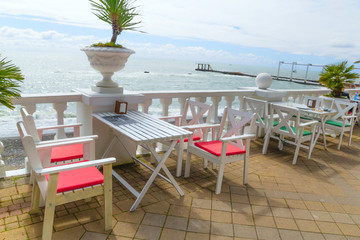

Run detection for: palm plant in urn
[[82, 0, 142, 94]]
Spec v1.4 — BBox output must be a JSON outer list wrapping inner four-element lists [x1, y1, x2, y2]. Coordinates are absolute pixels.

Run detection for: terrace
[[1, 87, 360, 239]]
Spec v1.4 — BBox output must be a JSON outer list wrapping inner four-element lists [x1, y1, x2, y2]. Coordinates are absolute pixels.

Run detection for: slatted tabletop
[[93, 110, 193, 144]]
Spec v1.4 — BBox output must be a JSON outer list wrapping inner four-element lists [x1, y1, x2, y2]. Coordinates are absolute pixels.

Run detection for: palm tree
[[89, 0, 142, 45], [319, 61, 359, 98], [0, 55, 24, 110]]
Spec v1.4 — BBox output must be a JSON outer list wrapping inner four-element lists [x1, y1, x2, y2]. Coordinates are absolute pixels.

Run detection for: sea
[[0, 51, 323, 138]]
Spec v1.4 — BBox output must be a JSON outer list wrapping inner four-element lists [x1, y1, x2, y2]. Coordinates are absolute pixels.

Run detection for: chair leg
[[215, 164, 225, 194], [292, 139, 301, 165], [42, 174, 59, 240], [349, 128, 354, 146], [262, 130, 271, 155], [243, 158, 248, 185], [30, 178, 40, 214], [338, 131, 344, 150], [278, 135, 284, 150], [184, 151, 191, 178], [203, 158, 208, 169], [103, 164, 112, 231], [176, 141, 184, 177]]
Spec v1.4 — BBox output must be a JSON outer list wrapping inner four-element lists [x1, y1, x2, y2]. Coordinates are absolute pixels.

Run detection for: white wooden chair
[[325, 99, 358, 150], [160, 99, 218, 177], [243, 97, 268, 137], [184, 107, 256, 194], [17, 121, 115, 240], [262, 104, 318, 165], [20, 107, 98, 167]]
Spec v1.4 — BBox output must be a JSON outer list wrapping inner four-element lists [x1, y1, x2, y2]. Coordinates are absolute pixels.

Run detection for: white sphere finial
[[255, 73, 273, 89]]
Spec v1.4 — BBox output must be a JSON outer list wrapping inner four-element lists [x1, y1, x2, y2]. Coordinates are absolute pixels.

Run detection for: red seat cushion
[[51, 144, 83, 162], [194, 140, 246, 157], [45, 161, 104, 193], [177, 134, 201, 143]]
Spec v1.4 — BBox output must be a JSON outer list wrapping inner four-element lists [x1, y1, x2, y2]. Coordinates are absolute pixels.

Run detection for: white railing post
[[160, 98, 172, 117], [53, 102, 67, 139], [140, 99, 152, 114], [211, 96, 222, 123], [224, 96, 235, 109], [178, 97, 187, 115]]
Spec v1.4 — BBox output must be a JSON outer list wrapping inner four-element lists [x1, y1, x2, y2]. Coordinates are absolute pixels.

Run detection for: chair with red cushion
[[20, 107, 98, 167], [159, 99, 219, 177], [17, 121, 115, 240], [184, 107, 256, 194]]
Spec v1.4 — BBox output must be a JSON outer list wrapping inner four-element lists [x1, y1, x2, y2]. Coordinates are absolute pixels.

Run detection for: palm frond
[[0, 55, 24, 110]]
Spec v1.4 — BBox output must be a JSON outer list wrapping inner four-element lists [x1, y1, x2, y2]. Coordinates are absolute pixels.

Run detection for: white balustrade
[[0, 87, 336, 178]]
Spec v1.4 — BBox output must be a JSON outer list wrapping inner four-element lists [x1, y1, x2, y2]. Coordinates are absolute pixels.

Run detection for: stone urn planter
[[82, 47, 135, 94]]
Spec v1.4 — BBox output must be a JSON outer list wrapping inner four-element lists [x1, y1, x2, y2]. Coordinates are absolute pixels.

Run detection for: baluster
[[53, 102, 67, 139], [195, 97, 207, 103], [160, 98, 172, 117], [238, 95, 245, 111], [140, 99, 152, 114], [211, 96, 222, 123], [178, 97, 186, 115], [224, 96, 235, 109]]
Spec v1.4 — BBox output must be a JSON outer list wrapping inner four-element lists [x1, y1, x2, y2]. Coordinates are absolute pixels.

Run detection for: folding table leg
[[147, 142, 184, 196], [130, 141, 182, 211]]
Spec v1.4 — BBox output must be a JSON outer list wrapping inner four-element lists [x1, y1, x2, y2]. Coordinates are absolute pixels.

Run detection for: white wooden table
[[273, 102, 336, 151], [93, 110, 192, 211]]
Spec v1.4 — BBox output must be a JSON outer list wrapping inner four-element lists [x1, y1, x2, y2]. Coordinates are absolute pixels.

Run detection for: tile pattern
[[1, 128, 360, 239]]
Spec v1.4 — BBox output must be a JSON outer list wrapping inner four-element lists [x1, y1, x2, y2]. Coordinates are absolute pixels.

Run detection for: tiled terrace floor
[[2, 127, 360, 240]]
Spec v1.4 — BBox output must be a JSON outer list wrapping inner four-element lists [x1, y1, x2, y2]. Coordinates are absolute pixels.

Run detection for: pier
[[196, 62, 324, 86]]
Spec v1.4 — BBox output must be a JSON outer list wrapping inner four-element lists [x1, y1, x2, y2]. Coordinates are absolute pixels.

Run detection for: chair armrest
[[220, 134, 256, 143], [299, 120, 318, 127], [34, 157, 116, 175], [36, 138, 95, 150], [37, 123, 82, 131], [182, 123, 220, 130], [342, 116, 357, 120], [159, 115, 183, 120], [36, 135, 98, 145]]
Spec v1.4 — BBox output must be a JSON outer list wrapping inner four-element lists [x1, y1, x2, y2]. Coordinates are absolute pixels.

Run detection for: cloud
[[0, 26, 264, 64], [1, 0, 360, 61]]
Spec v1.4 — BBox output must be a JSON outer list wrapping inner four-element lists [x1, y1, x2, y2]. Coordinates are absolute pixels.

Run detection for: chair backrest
[[20, 107, 41, 142], [330, 99, 357, 124], [180, 99, 214, 140], [17, 121, 46, 172], [218, 107, 255, 150], [181, 99, 213, 126], [270, 104, 300, 138], [303, 95, 323, 108], [243, 97, 268, 128]]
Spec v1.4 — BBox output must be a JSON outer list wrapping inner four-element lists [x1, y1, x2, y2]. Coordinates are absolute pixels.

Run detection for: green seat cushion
[[325, 120, 351, 127], [300, 116, 313, 121], [256, 118, 279, 126], [279, 126, 312, 136]]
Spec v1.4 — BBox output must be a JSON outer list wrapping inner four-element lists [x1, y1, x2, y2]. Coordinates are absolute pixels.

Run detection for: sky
[[0, 0, 359, 67]]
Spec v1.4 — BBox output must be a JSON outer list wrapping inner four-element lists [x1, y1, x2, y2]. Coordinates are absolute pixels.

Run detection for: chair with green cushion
[[325, 99, 357, 150], [262, 104, 318, 165], [243, 97, 268, 138]]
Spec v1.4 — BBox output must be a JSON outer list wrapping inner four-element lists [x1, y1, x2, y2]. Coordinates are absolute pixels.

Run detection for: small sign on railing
[[115, 101, 128, 114], [307, 99, 316, 108]]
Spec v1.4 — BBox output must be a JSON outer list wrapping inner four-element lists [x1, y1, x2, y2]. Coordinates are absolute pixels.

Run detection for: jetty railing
[[4, 86, 359, 178]]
